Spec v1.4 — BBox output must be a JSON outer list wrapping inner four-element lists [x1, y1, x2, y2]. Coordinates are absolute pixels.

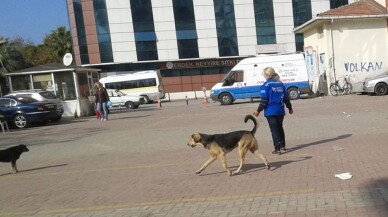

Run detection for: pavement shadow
[[362, 178, 388, 215], [284, 134, 352, 154], [0, 164, 68, 176], [236, 156, 313, 173], [199, 156, 312, 176]]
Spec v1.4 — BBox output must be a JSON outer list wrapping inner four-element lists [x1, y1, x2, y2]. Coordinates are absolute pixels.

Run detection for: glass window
[[73, 0, 89, 64], [177, 39, 199, 59], [181, 69, 200, 76], [173, 0, 196, 31], [130, 0, 155, 32], [77, 73, 89, 99], [93, 0, 113, 63], [292, 0, 312, 52], [254, 0, 276, 45], [213, 0, 239, 57], [330, 0, 348, 9], [11, 75, 30, 91], [54, 71, 77, 100], [32, 74, 52, 90], [135, 41, 158, 61]]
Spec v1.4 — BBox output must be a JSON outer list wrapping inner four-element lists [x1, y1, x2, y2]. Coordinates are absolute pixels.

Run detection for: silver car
[[5, 89, 64, 121], [363, 71, 388, 96]]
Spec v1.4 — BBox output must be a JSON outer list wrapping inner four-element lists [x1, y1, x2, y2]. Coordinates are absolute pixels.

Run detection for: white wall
[[106, 0, 137, 63]]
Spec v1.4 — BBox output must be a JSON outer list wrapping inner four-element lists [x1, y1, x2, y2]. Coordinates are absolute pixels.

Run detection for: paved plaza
[[1, 94, 388, 217]]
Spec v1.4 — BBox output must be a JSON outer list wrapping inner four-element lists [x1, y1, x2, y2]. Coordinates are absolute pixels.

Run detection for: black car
[[0, 96, 60, 129]]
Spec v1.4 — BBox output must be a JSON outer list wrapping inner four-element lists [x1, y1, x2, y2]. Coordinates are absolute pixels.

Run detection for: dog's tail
[[244, 114, 258, 135]]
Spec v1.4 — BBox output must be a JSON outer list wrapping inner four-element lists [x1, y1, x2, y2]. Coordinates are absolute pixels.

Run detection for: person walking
[[94, 82, 110, 121], [253, 67, 293, 155]]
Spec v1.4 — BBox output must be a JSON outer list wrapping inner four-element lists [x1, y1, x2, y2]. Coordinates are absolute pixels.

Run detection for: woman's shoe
[[272, 150, 281, 155]]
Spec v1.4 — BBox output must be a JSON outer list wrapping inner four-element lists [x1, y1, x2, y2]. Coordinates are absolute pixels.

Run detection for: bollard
[[203, 96, 209, 104]]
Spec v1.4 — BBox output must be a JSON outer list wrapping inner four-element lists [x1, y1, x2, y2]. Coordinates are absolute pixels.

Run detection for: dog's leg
[[196, 155, 217, 174], [218, 153, 232, 176], [233, 148, 247, 175], [252, 150, 270, 170], [11, 160, 18, 174]]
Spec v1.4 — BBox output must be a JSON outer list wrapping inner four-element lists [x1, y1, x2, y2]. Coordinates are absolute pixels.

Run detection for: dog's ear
[[192, 133, 201, 142]]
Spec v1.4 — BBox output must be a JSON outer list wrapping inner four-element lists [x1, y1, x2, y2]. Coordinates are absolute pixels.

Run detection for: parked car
[[363, 71, 388, 96], [0, 96, 61, 129], [106, 89, 145, 109], [5, 89, 64, 121]]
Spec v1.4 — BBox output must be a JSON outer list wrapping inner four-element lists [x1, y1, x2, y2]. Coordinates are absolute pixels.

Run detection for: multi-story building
[[66, 0, 356, 94]]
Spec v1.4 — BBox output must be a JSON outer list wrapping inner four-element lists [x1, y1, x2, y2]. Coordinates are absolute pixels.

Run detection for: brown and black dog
[[187, 115, 270, 176], [0, 144, 29, 174]]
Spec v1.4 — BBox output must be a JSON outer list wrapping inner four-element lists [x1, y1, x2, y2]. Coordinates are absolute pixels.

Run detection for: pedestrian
[[252, 67, 293, 155], [94, 82, 110, 121]]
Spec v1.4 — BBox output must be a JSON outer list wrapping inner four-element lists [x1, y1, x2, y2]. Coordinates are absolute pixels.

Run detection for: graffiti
[[344, 61, 383, 72]]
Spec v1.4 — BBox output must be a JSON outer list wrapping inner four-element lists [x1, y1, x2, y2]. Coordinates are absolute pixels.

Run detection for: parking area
[[1, 95, 388, 217]]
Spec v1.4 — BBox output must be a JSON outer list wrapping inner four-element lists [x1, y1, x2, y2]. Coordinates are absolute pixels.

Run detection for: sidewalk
[[0, 95, 387, 217]]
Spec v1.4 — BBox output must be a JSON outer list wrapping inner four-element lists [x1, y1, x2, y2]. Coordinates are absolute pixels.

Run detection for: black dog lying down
[[0, 144, 29, 173]]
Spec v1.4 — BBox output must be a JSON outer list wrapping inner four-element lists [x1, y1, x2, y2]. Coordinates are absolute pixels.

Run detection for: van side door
[[244, 69, 264, 98]]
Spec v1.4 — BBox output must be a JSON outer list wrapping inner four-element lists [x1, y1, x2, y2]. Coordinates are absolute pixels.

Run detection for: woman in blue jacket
[[253, 67, 293, 155]]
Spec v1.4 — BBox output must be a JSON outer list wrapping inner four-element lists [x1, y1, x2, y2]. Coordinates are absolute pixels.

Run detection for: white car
[[106, 89, 144, 109], [363, 71, 388, 96]]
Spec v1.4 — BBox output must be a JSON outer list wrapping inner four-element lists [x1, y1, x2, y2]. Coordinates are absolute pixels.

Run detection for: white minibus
[[99, 70, 165, 103]]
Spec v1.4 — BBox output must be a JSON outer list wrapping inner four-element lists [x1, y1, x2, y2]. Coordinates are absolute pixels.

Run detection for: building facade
[[66, 0, 360, 95], [294, 0, 388, 94]]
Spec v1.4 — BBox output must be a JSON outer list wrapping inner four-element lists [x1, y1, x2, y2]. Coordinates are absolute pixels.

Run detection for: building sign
[[161, 58, 243, 70]]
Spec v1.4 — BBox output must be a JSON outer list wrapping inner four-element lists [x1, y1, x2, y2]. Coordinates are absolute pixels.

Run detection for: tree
[[0, 37, 29, 95], [43, 26, 72, 62]]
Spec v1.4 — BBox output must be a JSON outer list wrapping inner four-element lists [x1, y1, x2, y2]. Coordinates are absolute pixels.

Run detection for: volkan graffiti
[[344, 61, 383, 72]]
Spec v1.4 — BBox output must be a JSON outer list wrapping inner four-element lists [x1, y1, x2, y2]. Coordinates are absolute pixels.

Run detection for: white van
[[210, 53, 311, 105], [100, 70, 165, 104]]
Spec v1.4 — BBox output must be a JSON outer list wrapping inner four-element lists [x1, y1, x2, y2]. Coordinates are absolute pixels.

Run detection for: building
[[65, 0, 379, 97], [294, 0, 388, 94], [6, 63, 100, 117]]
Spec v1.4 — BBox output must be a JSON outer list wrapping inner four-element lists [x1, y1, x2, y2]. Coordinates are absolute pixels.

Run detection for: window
[[254, 0, 276, 45], [130, 0, 158, 61], [330, 0, 348, 9], [54, 71, 76, 100], [93, 0, 113, 63], [11, 75, 30, 91], [292, 0, 312, 52], [105, 78, 157, 90], [32, 74, 52, 90], [73, 0, 89, 64], [213, 0, 239, 57], [173, 0, 199, 59], [177, 39, 199, 59]]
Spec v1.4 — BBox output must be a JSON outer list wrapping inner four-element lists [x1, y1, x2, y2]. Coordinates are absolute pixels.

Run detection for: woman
[[94, 82, 110, 121], [253, 67, 293, 155]]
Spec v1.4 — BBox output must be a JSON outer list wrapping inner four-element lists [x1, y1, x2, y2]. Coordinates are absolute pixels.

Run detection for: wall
[[331, 19, 388, 84]]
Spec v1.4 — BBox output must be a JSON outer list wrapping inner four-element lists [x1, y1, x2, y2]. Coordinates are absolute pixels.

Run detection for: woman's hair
[[263, 67, 280, 81], [94, 82, 103, 88]]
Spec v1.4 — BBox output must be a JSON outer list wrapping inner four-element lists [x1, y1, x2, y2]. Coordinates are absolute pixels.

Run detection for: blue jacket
[[257, 78, 292, 117]]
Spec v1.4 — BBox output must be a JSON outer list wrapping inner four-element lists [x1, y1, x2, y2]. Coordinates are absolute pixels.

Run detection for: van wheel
[[220, 93, 233, 105], [288, 88, 299, 100], [126, 101, 135, 109], [375, 83, 388, 96]]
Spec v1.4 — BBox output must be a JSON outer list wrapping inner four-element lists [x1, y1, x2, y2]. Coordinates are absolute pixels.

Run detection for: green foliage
[[0, 26, 73, 73]]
